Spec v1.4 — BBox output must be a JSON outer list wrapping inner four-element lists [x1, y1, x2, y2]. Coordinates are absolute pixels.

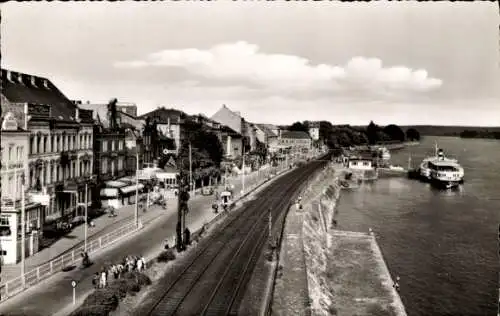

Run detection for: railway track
[[137, 158, 329, 316]]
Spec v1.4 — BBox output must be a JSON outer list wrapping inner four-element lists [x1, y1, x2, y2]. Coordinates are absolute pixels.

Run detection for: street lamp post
[[189, 143, 193, 196], [20, 173, 26, 289], [135, 151, 139, 228], [83, 183, 88, 252]]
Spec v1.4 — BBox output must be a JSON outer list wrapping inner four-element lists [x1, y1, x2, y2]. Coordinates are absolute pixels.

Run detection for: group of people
[[92, 254, 146, 289]]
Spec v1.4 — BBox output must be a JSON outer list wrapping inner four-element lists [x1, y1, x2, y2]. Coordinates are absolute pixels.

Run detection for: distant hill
[[398, 125, 500, 137], [351, 125, 500, 137]]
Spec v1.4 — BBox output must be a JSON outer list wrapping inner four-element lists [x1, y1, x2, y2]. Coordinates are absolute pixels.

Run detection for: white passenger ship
[[419, 144, 464, 189]]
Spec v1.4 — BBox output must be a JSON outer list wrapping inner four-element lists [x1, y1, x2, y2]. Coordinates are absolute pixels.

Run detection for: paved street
[[0, 167, 278, 316]]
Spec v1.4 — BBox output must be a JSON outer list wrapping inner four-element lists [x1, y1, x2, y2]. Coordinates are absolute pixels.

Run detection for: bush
[[69, 305, 110, 316], [157, 249, 176, 263], [70, 272, 151, 316], [122, 271, 152, 286]]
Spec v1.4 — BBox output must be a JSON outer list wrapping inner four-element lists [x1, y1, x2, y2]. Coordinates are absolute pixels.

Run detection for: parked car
[[71, 215, 86, 226], [201, 186, 214, 196]]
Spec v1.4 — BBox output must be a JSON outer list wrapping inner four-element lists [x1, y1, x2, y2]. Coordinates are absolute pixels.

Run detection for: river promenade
[[272, 162, 407, 316]]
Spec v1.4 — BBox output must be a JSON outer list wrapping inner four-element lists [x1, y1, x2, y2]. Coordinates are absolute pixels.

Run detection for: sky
[[2, 2, 499, 126]]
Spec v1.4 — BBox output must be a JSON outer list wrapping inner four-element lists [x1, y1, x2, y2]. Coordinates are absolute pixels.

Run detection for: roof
[[78, 103, 109, 127], [139, 107, 187, 123], [255, 124, 277, 137], [220, 125, 242, 137], [281, 130, 311, 140], [1, 94, 26, 131], [1, 69, 77, 122]]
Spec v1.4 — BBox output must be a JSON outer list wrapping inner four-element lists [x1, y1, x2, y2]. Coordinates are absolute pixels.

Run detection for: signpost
[[71, 280, 77, 305]]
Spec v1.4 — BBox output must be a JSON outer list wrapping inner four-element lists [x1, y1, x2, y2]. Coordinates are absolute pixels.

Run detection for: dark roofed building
[[1, 68, 96, 235], [1, 69, 78, 123]]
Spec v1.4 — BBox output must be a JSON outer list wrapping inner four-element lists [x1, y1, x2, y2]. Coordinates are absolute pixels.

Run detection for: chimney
[[24, 103, 29, 130], [167, 117, 171, 130], [30, 76, 37, 87], [43, 79, 49, 89], [6, 70, 12, 82], [75, 108, 80, 121], [278, 129, 282, 139], [18, 74, 25, 85], [227, 135, 232, 157]]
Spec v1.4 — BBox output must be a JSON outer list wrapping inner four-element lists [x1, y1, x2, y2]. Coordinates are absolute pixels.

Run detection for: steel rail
[[142, 164, 315, 316], [201, 160, 326, 316]]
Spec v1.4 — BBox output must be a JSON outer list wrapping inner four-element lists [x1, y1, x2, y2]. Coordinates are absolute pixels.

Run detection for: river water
[[335, 136, 499, 316]]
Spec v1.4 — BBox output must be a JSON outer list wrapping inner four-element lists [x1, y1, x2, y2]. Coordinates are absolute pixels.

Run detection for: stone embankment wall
[[272, 163, 408, 316]]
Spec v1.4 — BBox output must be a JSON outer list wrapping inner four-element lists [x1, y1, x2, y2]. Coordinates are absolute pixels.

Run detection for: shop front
[[0, 200, 43, 264]]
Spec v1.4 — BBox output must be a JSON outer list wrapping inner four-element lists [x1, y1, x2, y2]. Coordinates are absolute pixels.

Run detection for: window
[[50, 164, 54, 183], [8, 146, 12, 162], [43, 136, 47, 153], [72, 135, 76, 150], [80, 135, 83, 149], [51, 135, 54, 152], [37, 136, 41, 154], [30, 136, 34, 154], [363, 162, 370, 166], [102, 158, 108, 173], [102, 140, 108, 152], [0, 215, 11, 237]]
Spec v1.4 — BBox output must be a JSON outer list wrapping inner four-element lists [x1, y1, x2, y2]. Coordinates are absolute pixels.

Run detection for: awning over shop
[[120, 183, 144, 195], [100, 188, 119, 197], [156, 172, 178, 180], [118, 177, 135, 183], [105, 181, 128, 188]]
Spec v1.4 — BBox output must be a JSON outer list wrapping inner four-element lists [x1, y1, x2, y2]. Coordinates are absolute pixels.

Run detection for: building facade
[[210, 104, 257, 154], [255, 123, 278, 149], [1, 69, 95, 233], [0, 110, 43, 264], [192, 114, 243, 159], [116, 102, 137, 117], [308, 121, 320, 141], [139, 107, 185, 162], [278, 131, 312, 153]]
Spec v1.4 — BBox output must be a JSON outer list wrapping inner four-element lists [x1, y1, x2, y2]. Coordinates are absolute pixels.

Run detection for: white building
[[347, 157, 374, 170], [1, 111, 43, 264], [308, 122, 320, 141]]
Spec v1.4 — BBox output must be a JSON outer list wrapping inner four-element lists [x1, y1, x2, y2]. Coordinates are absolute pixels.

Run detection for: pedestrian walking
[[92, 272, 99, 289], [137, 257, 143, 272], [100, 268, 107, 288], [140, 255, 146, 270], [112, 265, 119, 279]]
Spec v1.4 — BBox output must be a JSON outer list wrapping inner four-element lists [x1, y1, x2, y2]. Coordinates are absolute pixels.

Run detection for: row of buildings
[[0, 68, 323, 264]]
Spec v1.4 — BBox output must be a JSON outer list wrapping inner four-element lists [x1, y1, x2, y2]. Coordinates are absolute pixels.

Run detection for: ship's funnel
[[438, 149, 444, 160]]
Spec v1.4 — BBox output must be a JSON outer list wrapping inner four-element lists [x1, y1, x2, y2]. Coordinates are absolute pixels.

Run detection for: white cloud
[[114, 41, 443, 97]]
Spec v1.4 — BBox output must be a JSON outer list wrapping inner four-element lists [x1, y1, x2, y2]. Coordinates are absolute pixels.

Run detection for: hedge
[[157, 249, 176, 263], [69, 271, 151, 316]]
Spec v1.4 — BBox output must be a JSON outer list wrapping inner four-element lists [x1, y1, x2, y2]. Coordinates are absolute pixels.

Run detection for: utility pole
[[242, 147, 245, 195], [135, 151, 139, 228], [189, 143, 193, 196], [21, 173, 26, 289], [268, 208, 272, 243], [84, 182, 88, 252]]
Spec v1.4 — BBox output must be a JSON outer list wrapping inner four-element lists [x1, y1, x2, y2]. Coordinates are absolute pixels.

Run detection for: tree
[[366, 121, 380, 145], [383, 124, 406, 142], [289, 121, 308, 132], [406, 128, 421, 141]]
